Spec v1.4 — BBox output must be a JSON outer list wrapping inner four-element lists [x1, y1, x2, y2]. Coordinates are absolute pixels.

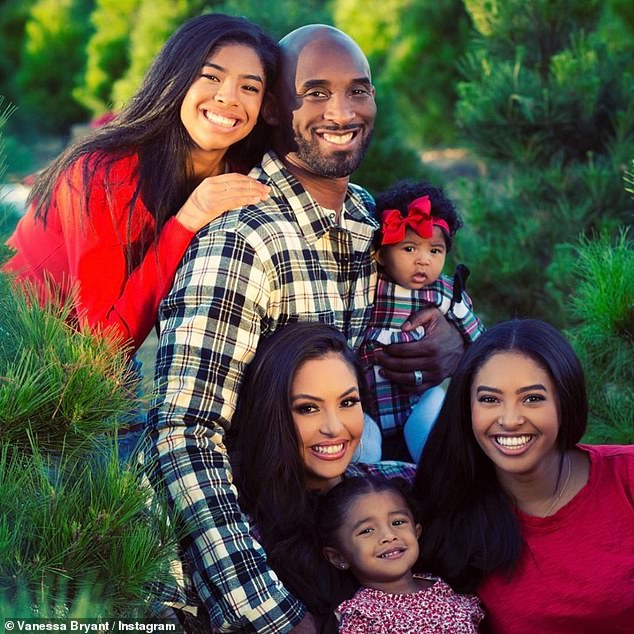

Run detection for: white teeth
[[495, 435, 533, 448], [323, 132, 354, 145], [312, 443, 345, 455], [379, 549, 403, 558], [206, 111, 237, 128]]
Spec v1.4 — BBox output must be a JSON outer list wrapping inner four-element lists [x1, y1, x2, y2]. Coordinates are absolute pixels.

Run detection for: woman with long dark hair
[[4, 13, 277, 353], [228, 321, 415, 631], [413, 319, 634, 633]]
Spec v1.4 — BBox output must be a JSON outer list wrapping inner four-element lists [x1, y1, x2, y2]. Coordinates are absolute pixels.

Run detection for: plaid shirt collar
[[251, 150, 378, 245]]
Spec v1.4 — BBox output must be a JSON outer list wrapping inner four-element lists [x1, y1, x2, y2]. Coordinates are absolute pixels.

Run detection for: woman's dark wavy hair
[[28, 13, 278, 268], [373, 180, 463, 251], [229, 322, 369, 628], [413, 319, 587, 593]]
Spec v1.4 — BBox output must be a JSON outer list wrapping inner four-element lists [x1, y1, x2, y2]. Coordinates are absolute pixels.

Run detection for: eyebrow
[[291, 385, 359, 403], [476, 384, 547, 394], [203, 61, 264, 84], [299, 77, 372, 90]]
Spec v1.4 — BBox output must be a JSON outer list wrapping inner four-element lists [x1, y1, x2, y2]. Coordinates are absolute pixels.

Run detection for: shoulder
[[581, 443, 634, 476], [63, 152, 139, 193], [348, 182, 375, 207]]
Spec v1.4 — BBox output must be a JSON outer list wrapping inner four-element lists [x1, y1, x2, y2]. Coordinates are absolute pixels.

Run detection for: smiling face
[[180, 43, 265, 175], [377, 226, 447, 289], [291, 352, 364, 491], [324, 489, 422, 593], [284, 36, 376, 178], [471, 351, 561, 481]]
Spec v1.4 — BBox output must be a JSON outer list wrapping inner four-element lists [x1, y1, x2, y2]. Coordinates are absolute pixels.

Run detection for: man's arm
[[147, 224, 305, 633], [373, 306, 465, 392]]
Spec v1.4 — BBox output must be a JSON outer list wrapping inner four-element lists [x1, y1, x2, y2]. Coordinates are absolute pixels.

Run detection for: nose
[[497, 407, 525, 428], [214, 79, 239, 106], [379, 527, 398, 543], [320, 409, 345, 436], [324, 92, 355, 125], [415, 251, 431, 265]]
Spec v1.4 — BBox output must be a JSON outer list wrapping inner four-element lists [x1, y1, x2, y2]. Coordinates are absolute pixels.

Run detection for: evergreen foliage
[[452, 0, 633, 325], [73, 0, 142, 116], [0, 0, 36, 120], [1, 104, 178, 615], [110, 0, 205, 108], [0, 271, 180, 613], [14, 0, 94, 133], [334, 0, 470, 147], [566, 231, 633, 444]]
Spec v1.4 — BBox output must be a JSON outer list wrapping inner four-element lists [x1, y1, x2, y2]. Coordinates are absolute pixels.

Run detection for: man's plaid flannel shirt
[[358, 270, 485, 436], [146, 151, 379, 633]]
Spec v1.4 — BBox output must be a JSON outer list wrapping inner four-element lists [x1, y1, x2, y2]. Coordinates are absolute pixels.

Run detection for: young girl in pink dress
[[319, 476, 484, 633]]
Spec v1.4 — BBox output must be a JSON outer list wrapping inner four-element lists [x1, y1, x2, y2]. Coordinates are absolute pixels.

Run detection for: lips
[[204, 109, 241, 128], [492, 434, 536, 454], [310, 441, 348, 460], [316, 127, 360, 147], [377, 547, 406, 560]]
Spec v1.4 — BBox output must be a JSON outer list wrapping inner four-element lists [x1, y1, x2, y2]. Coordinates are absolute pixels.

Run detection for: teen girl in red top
[[4, 14, 277, 353], [413, 319, 634, 633]]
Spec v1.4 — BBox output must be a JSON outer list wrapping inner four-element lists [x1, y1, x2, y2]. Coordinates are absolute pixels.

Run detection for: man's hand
[[373, 306, 465, 393], [289, 613, 320, 633]]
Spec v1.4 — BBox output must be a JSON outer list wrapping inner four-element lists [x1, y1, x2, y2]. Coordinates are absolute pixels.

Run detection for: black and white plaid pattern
[[147, 151, 379, 632]]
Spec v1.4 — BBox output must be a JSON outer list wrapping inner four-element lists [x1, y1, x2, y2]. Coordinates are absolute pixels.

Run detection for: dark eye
[[525, 394, 546, 404], [392, 519, 407, 527], [202, 73, 220, 82], [303, 90, 329, 99], [477, 395, 499, 404], [294, 403, 317, 415], [243, 84, 260, 94], [341, 396, 361, 408]]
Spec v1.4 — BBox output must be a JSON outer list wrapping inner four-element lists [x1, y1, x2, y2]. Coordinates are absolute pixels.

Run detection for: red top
[[478, 444, 634, 634], [3, 153, 195, 352]]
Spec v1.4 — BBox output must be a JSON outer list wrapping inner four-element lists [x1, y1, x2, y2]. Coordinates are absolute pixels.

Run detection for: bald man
[[148, 25, 463, 633]]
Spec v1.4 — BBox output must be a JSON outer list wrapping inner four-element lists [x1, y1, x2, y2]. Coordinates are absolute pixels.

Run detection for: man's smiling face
[[286, 36, 376, 178]]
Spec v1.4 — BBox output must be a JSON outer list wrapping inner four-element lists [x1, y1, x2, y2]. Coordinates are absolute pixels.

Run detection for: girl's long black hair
[[413, 319, 588, 593], [229, 322, 368, 629], [28, 13, 278, 268]]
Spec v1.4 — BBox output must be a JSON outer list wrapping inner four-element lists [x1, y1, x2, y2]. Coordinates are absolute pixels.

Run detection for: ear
[[415, 523, 423, 539], [322, 546, 349, 570], [374, 248, 384, 266], [261, 93, 279, 126]]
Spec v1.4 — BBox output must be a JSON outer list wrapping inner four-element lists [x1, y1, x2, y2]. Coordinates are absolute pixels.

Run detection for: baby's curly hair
[[374, 180, 463, 251]]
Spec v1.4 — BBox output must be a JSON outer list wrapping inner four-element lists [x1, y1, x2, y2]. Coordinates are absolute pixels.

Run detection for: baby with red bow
[[358, 180, 485, 462]]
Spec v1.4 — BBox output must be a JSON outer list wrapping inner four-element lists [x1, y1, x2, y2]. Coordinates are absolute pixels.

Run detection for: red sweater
[[478, 444, 634, 634], [4, 153, 195, 352]]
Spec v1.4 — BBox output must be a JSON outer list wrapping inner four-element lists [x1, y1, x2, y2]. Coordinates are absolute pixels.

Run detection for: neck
[[364, 571, 430, 596], [190, 149, 227, 182], [497, 451, 568, 517], [282, 153, 349, 217]]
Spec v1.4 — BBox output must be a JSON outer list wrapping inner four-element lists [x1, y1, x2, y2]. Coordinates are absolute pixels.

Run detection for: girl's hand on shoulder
[[175, 173, 270, 232]]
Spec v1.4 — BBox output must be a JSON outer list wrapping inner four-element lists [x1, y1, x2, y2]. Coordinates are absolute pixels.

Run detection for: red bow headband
[[380, 196, 450, 246]]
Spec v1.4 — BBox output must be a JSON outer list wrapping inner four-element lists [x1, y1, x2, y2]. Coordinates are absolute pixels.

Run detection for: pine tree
[[452, 0, 633, 326]]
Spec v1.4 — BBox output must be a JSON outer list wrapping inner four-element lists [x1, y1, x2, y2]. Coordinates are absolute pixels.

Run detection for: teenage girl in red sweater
[[4, 13, 278, 353]]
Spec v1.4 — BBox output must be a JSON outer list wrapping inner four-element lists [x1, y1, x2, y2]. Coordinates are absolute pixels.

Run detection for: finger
[[214, 174, 270, 195], [402, 306, 440, 331], [377, 366, 430, 394]]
